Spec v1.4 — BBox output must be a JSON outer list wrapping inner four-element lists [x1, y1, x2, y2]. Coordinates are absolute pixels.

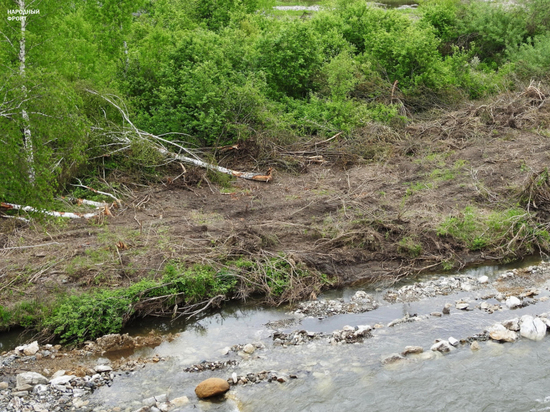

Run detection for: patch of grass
[[437, 205, 550, 254], [398, 236, 422, 257]]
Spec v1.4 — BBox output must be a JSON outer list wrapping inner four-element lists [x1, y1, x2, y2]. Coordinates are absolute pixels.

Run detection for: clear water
[[88, 258, 550, 412]]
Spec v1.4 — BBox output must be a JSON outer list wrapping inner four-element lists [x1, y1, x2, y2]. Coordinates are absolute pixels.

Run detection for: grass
[[437, 205, 550, 253]]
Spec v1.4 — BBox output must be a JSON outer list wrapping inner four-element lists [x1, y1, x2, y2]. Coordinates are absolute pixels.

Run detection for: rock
[[381, 353, 404, 364], [442, 303, 452, 315], [143, 396, 156, 407], [402, 346, 423, 356], [32, 384, 49, 394], [505, 296, 522, 309], [95, 364, 113, 373], [478, 275, 489, 284], [502, 318, 520, 331], [49, 375, 75, 386], [448, 337, 459, 347], [16, 372, 48, 390], [195, 378, 230, 399], [430, 312, 442, 317], [455, 301, 469, 310], [470, 341, 480, 351], [0, 382, 8, 390], [488, 323, 518, 342], [520, 315, 547, 341], [170, 396, 190, 407], [232, 372, 238, 384], [51, 370, 66, 379], [155, 394, 168, 403], [242, 344, 255, 354], [16, 341, 40, 356], [431, 340, 452, 353]]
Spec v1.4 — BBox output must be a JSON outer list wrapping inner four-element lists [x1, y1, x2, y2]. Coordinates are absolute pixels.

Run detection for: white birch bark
[[17, 0, 35, 183]]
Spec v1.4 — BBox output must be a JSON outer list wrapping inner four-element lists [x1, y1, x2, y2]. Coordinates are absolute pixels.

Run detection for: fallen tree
[[1, 90, 272, 220]]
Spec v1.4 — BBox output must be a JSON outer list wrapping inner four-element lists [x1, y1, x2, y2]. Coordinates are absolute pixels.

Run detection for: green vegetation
[[437, 206, 550, 252], [0, 257, 330, 343], [2, 0, 550, 207]]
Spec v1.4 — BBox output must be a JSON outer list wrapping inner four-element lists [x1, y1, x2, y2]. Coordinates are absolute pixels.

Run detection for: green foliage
[[398, 236, 422, 257], [437, 206, 550, 252], [509, 33, 550, 79], [43, 263, 238, 343], [256, 19, 324, 99]]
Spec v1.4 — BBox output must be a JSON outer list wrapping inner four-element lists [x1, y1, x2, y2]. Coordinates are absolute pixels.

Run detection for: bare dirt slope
[[1, 87, 550, 312]]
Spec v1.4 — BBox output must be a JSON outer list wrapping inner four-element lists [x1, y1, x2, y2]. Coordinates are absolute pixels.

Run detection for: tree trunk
[[17, 0, 35, 183]]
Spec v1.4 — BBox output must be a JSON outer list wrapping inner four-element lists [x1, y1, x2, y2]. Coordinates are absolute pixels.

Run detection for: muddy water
[[89, 258, 550, 411]]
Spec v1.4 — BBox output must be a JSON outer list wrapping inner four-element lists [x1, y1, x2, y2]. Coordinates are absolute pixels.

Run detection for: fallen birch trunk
[[86, 89, 273, 183], [158, 148, 273, 182], [1, 202, 107, 219]]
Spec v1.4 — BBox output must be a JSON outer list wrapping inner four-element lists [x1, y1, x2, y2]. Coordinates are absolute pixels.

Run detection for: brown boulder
[[195, 378, 230, 399]]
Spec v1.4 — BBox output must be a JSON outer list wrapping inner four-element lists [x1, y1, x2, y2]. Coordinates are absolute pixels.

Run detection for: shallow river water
[[86, 259, 550, 412]]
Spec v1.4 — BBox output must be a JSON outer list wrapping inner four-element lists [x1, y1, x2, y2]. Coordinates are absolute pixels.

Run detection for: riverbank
[[1, 85, 550, 344], [2, 260, 550, 411]]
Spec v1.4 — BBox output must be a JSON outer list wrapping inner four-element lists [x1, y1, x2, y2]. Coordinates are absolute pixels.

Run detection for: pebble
[[431, 340, 452, 353], [505, 296, 522, 309], [402, 346, 423, 356], [381, 353, 404, 365], [448, 337, 459, 347], [470, 341, 481, 351]]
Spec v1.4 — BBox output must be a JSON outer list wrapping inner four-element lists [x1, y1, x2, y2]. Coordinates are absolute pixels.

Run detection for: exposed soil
[[1, 86, 550, 331]]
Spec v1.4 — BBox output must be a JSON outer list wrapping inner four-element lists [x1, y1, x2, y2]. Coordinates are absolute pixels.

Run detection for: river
[[82, 259, 550, 411]]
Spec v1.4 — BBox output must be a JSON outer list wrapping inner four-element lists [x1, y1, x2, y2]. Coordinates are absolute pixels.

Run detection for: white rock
[[232, 372, 238, 384], [51, 370, 66, 379], [488, 323, 518, 342], [158, 402, 170, 412], [94, 364, 113, 373], [448, 337, 459, 347], [33, 384, 49, 394], [155, 394, 168, 403], [0, 382, 8, 390], [170, 397, 189, 407], [49, 375, 75, 386], [243, 343, 255, 354], [520, 315, 547, 341], [16, 372, 48, 390], [73, 388, 86, 397], [506, 296, 522, 309], [478, 275, 489, 284], [142, 397, 156, 407], [342, 325, 355, 331], [431, 340, 452, 353], [470, 341, 480, 351], [221, 346, 231, 355], [15, 341, 40, 356], [455, 302, 469, 310], [502, 318, 520, 331]]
